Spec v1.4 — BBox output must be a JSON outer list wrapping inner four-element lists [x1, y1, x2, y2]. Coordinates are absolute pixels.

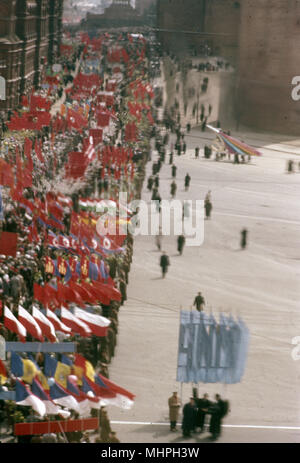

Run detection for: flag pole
[[180, 382, 183, 406], [58, 420, 68, 443]]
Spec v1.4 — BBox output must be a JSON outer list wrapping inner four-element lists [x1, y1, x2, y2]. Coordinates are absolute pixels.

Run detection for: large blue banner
[[177, 311, 250, 384]]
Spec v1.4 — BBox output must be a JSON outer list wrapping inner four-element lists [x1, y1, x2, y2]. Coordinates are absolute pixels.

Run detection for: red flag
[[67, 109, 88, 132], [0, 232, 18, 257], [35, 139, 44, 163], [44, 257, 55, 275], [0, 160, 14, 188], [33, 283, 46, 305]]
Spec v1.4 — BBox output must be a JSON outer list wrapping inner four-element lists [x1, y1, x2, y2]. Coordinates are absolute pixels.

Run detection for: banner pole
[[58, 421, 68, 443]]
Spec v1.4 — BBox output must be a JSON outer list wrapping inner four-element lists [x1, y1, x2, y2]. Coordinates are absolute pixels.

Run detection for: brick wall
[[157, 0, 239, 62], [237, 0, 300, 135]]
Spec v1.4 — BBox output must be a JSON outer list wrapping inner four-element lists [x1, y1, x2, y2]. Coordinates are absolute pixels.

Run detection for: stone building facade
[[82, 0, 143, 30], [236, 0, 300, 135], [157, 0, 240, 63], [157, 0, 300, 135], [0, 0, 64, 112]]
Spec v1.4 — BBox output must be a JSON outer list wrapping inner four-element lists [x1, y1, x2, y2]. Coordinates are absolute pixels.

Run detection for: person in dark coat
[[193, 292, 205, 311], [147, 176, 154, 192], [204, 145, 211, 158], [151, 187, 159, 201], [196, 393, 211, 432], [204, 198, 212, 219], [177, 235, 185, 255], [170, 181, 177, 198], [160, 252, 170, 278], [209, 394, 229, 440], [154, 175, 159, 188], [241, 228, 248, 250], [182, 398, 197, 437], [169, 151, 174, 165], [184, 173, 191, 191], [195, 147, 200, 159], [171, 165, 177, 178]]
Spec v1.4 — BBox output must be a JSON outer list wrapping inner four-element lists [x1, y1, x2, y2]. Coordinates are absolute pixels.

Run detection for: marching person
[[193, 292, 205, 311], [241, 228, 248, 250], [170, 180, 177, 198], [204, 197, 212, 219], [168, 392, 181, 432], [177, 234, 185, 256], [155, 227, 163, 251], [184, 173, 191, 191], [160, 251, 170, 278], [147, 176, 154, 192], [171, 164, 177, 178]]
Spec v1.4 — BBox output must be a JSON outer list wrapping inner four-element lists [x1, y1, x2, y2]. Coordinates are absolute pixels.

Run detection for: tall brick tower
[[236, 0, 300, 135], [16, 0, 38, 94], [35, 0, 49, 87], [0, 1, 23, 111]]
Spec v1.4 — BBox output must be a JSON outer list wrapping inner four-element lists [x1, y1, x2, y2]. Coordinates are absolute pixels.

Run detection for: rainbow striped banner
[[207, 125, 262, 157]]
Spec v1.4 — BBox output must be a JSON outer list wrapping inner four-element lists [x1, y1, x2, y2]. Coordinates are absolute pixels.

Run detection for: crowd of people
[[0, 29, 158, 443], [168, 391, 230, 441]]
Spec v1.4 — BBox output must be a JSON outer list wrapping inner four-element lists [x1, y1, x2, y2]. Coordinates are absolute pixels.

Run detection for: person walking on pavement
[[160, 251, 170, 278], [241, 228, 248, 250], [184, 173, 191, 191], [182, 141, 187, 154], [168, 392, 181, 432], [151, 187, 158, 201], [154, 175, 159, 189], [171, 164, 177, 178], [147, 176, 154, 192], [193, 292, 205, 311], [195, 146, 200, 159], [169, 151, 174, 165], [155, 227, 163, 251], [177, 234, 186, 256], [170, 180, 177, 198], [204, 197, 212, 219]]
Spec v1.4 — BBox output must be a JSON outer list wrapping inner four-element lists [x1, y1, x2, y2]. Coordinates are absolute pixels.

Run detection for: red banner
[[14, 418, 99, 436], [0, 232, 18, 257]]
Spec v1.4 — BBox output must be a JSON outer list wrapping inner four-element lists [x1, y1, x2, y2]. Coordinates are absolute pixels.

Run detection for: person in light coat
[[168, 392, 181, 431]]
